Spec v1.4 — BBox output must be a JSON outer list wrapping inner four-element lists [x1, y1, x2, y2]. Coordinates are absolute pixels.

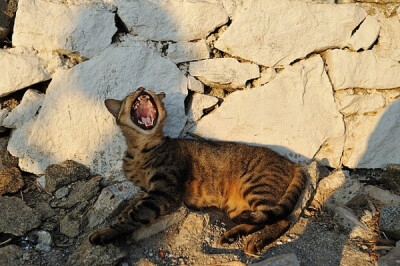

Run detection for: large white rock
[[336, 93, 386, 116], [349, 16, 380, 51], [188, 93, 219, 122], [0, 49, 50, 97], [116, 0, 228, 41], [3, 89, 45, 128], [215, 0, 366, 67], [325, 50, 400, 90], [166, 40, 210, 63], [13, 0, 116, 59], [373, 14, 400, 61], [189, 58, 260, 91], [191, 55, 344, 165], [7, 45, 187, 175], [187, 75, 204, 94], [342, 99, 400, 168]]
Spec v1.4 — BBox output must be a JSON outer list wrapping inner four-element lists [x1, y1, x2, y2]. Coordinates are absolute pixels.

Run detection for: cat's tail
[[274, 166, 308, 217]]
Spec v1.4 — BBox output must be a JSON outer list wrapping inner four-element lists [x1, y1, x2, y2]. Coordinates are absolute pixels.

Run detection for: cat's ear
[[105, 99, 122, 118], [157, 92, 166, 101]]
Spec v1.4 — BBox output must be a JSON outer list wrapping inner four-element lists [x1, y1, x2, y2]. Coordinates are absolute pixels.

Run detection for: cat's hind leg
[[218, 224, 263, 246], [243, 219, 290, 255]]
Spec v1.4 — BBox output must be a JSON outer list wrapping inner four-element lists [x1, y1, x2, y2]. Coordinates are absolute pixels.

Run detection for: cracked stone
[[349, 16, 380, 51], [88, 181, 139, 228], [45, 160, 90, 193], [325, 49, 400, 90], [342, 99, 400, 168], [2, 89, 45, 129], [215, 0, 366, 67], [188, 93, 219, 122], [13, 0, 116, 59], [189, 58, 260, 91], [335, 93, 386, 116], [57, 175, 102, 209], [191, 55, 344, 165], [0, 49, 50, 97], [373, 13, 400, 61], [167, 40, 210, 63], [0, 196, 41, 236], [116, 0, 228, 41], [188, 76, 204, 94]]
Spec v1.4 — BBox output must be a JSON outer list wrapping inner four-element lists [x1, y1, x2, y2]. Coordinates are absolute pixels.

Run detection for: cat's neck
[[123, 128, 165, 153]]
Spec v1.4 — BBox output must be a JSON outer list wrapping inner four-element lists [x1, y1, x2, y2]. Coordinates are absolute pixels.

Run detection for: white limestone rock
[[187, 76, 204, 94], [365, 186, 400, 206], [342, 99, 400, 168], [253, 68, 277, 87], [314, 135, 345, 168], [188, 93, 219, 122], [88, 182, 139, 228], [373, 14, 400, 61], [116, 0, 228, 42], [215, 0, 366, 67], [336, 93, 386, 116], [191, 55, 344, 165], [189, 58, 260, 91], [7, 45, 187, 176], [3, 90, 45, 128], [0, 110, 8, 126], [13, 0, 116, 59], [325, 50, 400, 90], [0, 49, 50, 97], [349, 16, 380, 51], [167, 40, 210, 63]]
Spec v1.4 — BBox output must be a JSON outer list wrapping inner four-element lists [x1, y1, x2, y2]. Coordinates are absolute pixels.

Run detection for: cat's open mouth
[[131, 93, 158, 130]]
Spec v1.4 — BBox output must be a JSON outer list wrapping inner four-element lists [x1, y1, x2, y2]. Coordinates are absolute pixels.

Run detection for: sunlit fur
[[90, 88, 307, 255]]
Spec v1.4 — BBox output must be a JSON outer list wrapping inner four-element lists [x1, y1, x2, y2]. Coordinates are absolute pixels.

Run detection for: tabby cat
[[89, 87, 307, 255]]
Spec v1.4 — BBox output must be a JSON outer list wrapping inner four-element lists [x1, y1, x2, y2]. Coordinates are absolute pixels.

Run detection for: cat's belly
[[183, 178, 251, 218]]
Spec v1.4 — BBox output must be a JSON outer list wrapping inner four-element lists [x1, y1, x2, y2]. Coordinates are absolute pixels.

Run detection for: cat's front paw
[[89, 228, 117, 245]]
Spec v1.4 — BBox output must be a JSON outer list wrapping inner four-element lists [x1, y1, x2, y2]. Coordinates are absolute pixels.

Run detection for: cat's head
[[105, 87, 167, 135]]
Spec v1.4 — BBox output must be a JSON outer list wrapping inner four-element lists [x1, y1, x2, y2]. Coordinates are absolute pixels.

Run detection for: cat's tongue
[[138, 109, 154, 127], [135, 95, 156, 127]]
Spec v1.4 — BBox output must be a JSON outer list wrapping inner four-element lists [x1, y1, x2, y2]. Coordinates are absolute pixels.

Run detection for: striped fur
[[89, 88, 307, 255]]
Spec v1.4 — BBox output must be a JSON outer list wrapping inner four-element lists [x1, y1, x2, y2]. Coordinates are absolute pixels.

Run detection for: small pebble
[[37, 176, 46, 189], [22, 253, 30, 261], [361, 245, 368, 250], [148, 252, 153, 257]]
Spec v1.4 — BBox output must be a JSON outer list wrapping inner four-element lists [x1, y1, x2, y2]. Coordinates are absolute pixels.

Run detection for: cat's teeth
[[141, 116, 153, 127]]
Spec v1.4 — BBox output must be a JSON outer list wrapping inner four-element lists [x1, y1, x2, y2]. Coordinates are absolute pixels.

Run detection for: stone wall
[[1, 0, 400, 179]]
